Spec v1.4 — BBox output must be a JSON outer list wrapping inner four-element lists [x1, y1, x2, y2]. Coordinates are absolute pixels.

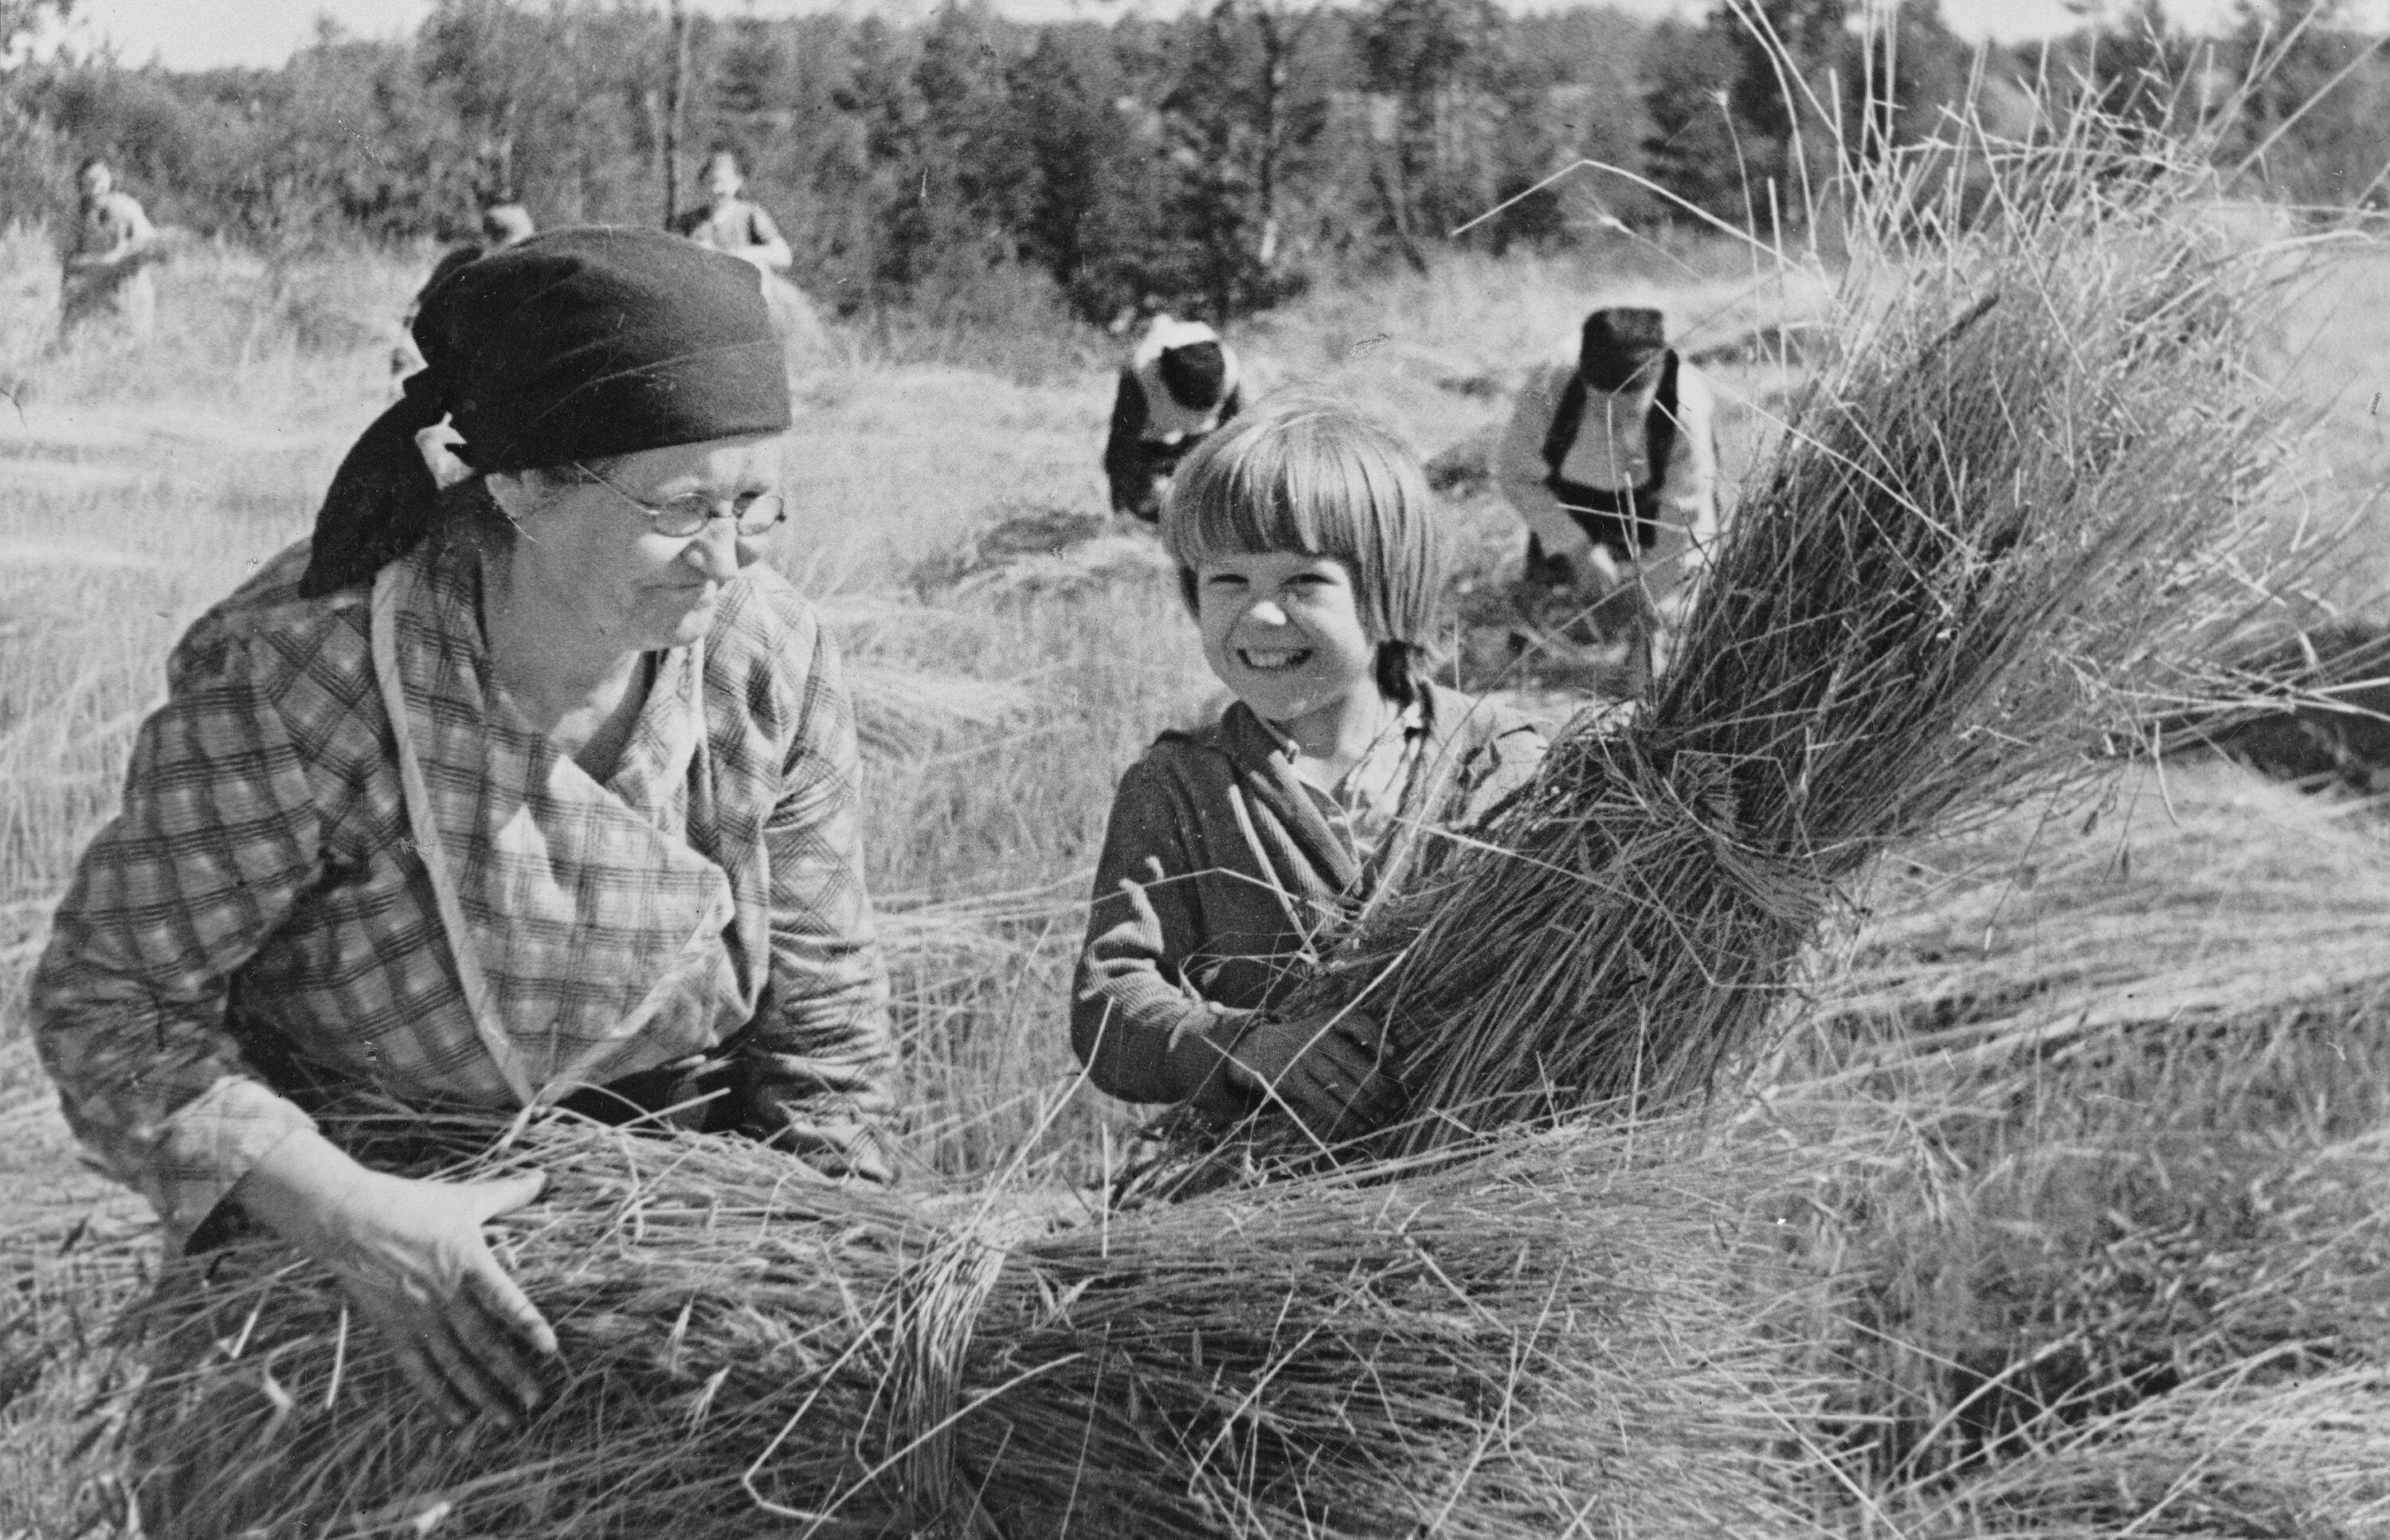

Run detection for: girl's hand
[[232, 1130, 558, 1428], [1224, 1008, 1402, 1143]]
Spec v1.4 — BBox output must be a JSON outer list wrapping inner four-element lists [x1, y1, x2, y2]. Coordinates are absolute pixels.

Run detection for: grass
[[1773, 762, 2390, 1532], [5, 177, 2390, 1534]]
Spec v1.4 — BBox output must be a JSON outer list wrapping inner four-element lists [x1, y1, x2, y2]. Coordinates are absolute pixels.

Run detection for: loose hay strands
[[1760, 762, 2390, 1515], [1807, 760, 2390, 1067], [1303, 116, 2298, 1154], [125, 1111, 1824, 1540], [1905, 1370, 2390, 1537], [845, 661, 1048, 763]]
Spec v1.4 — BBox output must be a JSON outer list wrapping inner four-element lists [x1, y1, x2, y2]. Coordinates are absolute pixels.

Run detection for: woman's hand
[[1224, 1008, 1402, 1144], [231, 1129, 558, 1428]]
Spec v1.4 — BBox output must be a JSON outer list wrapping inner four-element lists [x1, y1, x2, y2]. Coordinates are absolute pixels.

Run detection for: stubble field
[[8, 217, 2390, 1534]]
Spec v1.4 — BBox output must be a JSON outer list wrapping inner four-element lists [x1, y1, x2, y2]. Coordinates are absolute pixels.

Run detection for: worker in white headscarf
[[1102, 316, 1244, 523]]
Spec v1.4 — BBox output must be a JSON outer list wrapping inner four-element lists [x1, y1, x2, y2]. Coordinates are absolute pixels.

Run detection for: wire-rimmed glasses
[[572, 460, 786, 538]]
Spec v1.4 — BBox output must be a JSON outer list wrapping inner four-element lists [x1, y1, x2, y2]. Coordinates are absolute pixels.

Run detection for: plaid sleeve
[[744, 618, 899, 1180], [30, 621, 322, 1244]]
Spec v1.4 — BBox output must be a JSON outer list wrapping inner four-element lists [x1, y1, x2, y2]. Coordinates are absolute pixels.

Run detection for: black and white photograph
[[6, 0, 2390, 1531]]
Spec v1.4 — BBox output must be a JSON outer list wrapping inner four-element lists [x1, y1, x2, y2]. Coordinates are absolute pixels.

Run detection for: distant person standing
[[1102, 317, 1244, 523], [59, 156, 160, 343], [1495, 306, 1720, 688], [674, 149, 793, 277]]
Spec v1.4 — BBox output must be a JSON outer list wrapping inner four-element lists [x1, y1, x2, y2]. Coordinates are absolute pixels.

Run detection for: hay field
[[5, 215, 2389, 1534]]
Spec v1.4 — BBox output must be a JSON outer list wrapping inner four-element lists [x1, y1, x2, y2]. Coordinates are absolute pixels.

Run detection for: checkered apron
[[370, 552, 756, 1107]]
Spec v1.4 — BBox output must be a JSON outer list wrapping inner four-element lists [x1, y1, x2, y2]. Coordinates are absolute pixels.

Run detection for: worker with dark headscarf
[[1102, 315, 1244, 523], [34, 229, 896, 1460], [1495, 306, 1721, 684]]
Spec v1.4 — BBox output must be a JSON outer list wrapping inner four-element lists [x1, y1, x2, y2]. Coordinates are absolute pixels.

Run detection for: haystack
[[121, 112, 2306, 1535]]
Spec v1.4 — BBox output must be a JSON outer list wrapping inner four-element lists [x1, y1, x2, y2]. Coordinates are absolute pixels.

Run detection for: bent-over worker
[[1495, 306, 1721, 686], [1102, 316, 1244, 523]]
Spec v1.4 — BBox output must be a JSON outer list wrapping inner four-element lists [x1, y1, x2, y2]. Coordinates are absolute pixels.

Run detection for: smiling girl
[[1072, 398, 1546, 1145]]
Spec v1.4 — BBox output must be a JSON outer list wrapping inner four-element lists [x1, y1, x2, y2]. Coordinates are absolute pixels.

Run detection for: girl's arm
[[1071, 763, 1252, 1116]]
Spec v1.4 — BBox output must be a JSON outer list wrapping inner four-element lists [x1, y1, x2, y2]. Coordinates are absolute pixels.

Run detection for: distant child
[[1073, 399, 1546, 1142], [1102, 316, 1244, 523]]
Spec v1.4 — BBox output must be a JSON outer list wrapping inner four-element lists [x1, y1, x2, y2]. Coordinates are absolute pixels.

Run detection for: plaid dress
[[33, 536, 895, 1246]]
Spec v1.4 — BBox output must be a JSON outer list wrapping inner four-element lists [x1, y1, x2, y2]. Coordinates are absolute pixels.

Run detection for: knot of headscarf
[[298, 226, 793, 598]]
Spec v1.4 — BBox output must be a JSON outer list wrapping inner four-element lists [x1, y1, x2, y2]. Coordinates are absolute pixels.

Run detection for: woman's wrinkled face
[[499, 433, 787, 654]]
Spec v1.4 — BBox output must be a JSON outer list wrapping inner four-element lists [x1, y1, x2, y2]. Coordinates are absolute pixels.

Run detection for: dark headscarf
[[1577, 307, 1667, 394], [299, 226, 792, 598]]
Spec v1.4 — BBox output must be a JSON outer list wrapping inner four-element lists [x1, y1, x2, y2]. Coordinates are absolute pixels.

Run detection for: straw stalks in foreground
[[1769, 762, 2390, 1527], [121, 1111, 1824, 1540], [1295, 121, 2297, 1154]]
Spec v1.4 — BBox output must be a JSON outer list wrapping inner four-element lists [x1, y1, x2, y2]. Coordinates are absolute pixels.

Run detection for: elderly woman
[[32, 229, 894, 1434]]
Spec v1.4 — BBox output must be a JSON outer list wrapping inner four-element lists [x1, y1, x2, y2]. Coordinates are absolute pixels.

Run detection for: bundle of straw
[[1298, 121, 2291, 1153], [125, 1113, 1821, 1539]]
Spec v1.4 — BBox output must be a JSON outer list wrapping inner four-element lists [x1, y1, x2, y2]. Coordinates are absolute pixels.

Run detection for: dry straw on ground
[[1772, 765, 2390, 1532], [120, 107, 2317, 1536]]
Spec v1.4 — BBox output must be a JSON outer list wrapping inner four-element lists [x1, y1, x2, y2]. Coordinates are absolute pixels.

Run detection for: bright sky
[[48, 0, 2385, 74]]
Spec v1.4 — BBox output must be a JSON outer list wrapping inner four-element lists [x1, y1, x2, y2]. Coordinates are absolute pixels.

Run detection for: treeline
[[3, 0, 2386, 325]]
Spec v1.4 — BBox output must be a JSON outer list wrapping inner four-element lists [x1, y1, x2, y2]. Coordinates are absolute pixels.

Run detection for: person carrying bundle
[[33, 230, 899, 1471], [1101, 316, 1244, 523], [1073, 399, 1545, 1145], [57, 156, 161, 344], [1495, 306, 1721, 688]]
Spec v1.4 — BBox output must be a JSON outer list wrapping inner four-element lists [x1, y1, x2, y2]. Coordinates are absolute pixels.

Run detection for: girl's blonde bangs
[[1162, 401, 1442, 647]]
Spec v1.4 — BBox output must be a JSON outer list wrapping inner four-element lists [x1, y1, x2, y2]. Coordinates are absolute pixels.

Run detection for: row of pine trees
[[4, 0, 2384, 325]]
